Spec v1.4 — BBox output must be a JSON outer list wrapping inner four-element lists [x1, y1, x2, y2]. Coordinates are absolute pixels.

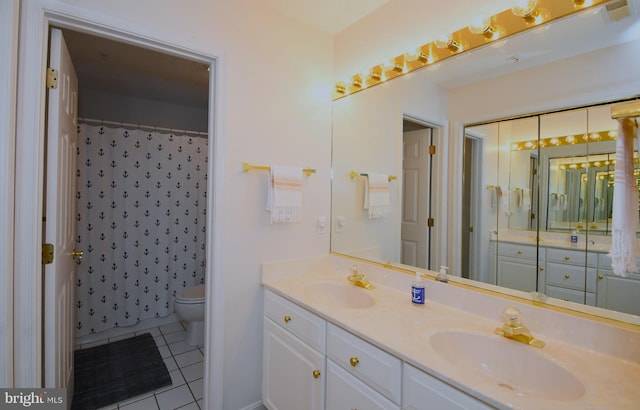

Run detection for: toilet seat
[[175, 284, 205, 304]]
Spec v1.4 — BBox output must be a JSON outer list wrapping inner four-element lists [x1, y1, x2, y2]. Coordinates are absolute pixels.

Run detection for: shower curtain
[[74, 123, 208, 337]]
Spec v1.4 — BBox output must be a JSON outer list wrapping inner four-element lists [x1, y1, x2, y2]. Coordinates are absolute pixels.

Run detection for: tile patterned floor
[[75, 322, 204, 410]]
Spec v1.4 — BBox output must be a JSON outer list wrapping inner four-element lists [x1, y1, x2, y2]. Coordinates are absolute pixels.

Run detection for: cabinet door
[[326, 360, 400, 410], [596, 271, 640, 316], [403, 364, 492, 410], [263, 318, 324, 410], [496, 256, 537, 292]]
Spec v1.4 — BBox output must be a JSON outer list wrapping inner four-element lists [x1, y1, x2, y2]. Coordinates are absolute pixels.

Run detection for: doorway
[[41, 24, 214, 407], [461, 134, 482, 280], [401, 119, 434, 270]]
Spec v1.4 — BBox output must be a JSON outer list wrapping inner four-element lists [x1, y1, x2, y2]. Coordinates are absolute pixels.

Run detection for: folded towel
[[608, 118, 639, 277], [364, 174, 390, 219], [522, 188, 531, 211], [266, 165, 303, 224]]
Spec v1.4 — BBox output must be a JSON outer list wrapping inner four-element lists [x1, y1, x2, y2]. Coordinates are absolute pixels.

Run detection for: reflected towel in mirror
[[364, 174, 390, 219], [608, 118, 639, 277]]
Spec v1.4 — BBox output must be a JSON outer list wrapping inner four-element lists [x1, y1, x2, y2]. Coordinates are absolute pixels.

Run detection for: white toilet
[[174, 284, 206, 346]]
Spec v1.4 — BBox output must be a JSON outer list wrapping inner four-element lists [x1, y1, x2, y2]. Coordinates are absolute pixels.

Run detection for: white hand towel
[[266, 165, 303, 224], [364, 174, 390, 219], [608, 118, 639, 277], [522, 188, 531, 211]]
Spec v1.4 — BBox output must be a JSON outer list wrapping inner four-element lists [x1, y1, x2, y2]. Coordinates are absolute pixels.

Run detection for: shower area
[[74, 122, 208, 337], [63, 29, 211, 341]]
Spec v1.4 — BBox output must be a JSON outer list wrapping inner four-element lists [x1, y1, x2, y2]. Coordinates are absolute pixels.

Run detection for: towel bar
[[242, 162, 316, 176], [349, 171, 396, 181]]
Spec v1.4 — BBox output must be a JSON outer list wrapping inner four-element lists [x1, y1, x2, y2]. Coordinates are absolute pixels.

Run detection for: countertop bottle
[[411, 272, 425, 306]]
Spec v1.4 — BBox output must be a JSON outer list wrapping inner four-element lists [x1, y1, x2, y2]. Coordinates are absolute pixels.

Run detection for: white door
[[44, 28, 79, 397], [401, 129, 431, 269]]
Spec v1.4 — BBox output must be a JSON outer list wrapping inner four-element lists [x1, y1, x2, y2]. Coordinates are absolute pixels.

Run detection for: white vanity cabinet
[[545, 248, 597, 306], [403, 364, 492, 410], [326, 323, 402, 407], [263, 290, 326, 410], [494, 242, 542, 292], [596, 254, 640, 315]]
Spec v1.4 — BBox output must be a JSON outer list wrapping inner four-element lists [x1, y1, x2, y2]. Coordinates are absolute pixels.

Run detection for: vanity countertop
[[262, 257, 640, 409]]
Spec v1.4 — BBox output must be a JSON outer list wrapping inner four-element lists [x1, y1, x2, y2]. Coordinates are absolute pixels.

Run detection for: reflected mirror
[[330, 2, 640, 320]]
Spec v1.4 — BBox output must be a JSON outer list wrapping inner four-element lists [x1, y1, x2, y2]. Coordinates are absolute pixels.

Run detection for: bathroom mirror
[[331, 4, 640, 321]]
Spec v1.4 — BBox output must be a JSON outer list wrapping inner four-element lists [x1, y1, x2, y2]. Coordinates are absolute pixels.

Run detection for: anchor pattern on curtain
[[74, 123, 207, 337]]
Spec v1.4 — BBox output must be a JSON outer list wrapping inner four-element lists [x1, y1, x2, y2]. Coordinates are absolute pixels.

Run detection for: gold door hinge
[[532, 168, 537, 175], [43, 243, 54, 265], [429, 145, 436, 155], [469, 226, 474, 233], [46, 68, 58, 89], [427, 218, 435, 228]]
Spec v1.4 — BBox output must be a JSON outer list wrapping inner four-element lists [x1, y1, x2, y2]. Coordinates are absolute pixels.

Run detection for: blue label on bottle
[[411, 286, 425, 304], [570, 235, 578, 243]]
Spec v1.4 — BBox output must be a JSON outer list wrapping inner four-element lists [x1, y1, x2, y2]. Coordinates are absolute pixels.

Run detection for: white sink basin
[[304, 282, 375, 309], [429, 330, 585, 401]]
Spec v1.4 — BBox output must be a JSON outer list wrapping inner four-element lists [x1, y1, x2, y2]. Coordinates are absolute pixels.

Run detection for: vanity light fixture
[[511, 0, 551, 24], [469, 17, 506, 40], [434, 34, 463, 53], [332, 0, 613, 100], [510, 129, 617, 151]]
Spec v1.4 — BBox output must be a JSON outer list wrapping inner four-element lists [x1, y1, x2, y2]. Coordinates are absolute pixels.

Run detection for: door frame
[[461, 133, 483, 281], [0, 0, 19, 387], [14, 4, 225, 408]]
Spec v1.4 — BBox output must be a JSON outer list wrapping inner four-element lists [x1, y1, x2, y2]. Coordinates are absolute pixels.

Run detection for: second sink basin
[[304, 282, 375, 309], [429, 330, 585, 401]]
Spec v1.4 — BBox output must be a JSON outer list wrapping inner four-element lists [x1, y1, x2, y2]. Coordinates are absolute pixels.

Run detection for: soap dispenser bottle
[[411, 272, 425, 305], [436, 265, 449, 283]]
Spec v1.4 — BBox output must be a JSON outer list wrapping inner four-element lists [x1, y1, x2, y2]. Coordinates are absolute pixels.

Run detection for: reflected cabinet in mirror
[[466, 103, 640, 317], [330, 4, 640, 323]]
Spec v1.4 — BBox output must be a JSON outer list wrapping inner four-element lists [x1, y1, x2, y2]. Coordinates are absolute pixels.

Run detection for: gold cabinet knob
[[350, 357, 359, 367], [312, 370, 321, 379], [598, 275, 604, 280], [564, 274, 570, 279], [283, 316, 291, 323], [517, 250, 522, 255], [564, 256, 570, 261], [539, 266, 544, 271], [71, 249, 84, 260]]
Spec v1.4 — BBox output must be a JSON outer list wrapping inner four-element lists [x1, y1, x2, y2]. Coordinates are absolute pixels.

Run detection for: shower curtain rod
[[78, 117, 208, 137]]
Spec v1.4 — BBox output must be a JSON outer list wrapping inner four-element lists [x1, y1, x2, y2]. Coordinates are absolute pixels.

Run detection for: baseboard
[[238, 400, 265, 410]]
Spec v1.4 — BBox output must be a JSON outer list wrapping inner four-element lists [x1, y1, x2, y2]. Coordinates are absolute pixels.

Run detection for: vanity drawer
[[546, 263, 597, 292], [327, 323, 402, 404], [598, 253, 640, 271], [496, 242, 538, 260], [326, 360, 400, 410], [546, 248, 596, 267], [545, 286, 596, 306], [264, 290, 326, 353]]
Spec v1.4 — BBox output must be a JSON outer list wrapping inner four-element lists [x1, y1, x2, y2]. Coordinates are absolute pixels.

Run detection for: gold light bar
[[511, 129, 618, 151], [242, 162, 317, 176], [611, 100, 640, 119], [333, 0, 611, 100], [349, 170, 397, 181]]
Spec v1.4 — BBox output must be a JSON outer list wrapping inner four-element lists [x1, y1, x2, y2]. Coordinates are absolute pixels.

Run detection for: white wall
[[14, 1, 332, 409], [79, 88, 209, 132]]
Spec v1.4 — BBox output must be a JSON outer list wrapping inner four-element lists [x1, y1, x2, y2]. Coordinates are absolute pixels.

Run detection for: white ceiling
[[62, 0, 640, 109]]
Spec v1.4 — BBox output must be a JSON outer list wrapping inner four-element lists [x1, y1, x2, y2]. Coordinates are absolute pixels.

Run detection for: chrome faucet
[[347, 265, 374, 290], [494, 307, 545, 348]]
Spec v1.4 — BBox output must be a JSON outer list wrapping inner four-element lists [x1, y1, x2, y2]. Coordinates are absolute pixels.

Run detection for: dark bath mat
[[71, 332, 171, 410]]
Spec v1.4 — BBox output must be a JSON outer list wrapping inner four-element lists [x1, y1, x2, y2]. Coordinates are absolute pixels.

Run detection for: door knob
[[71, 249, 84, 260]]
